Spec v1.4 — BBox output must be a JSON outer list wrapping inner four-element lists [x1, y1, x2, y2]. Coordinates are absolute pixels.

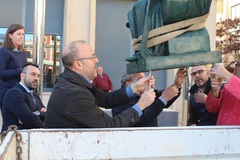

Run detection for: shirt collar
[[12, 48, 22, 53], [78, 73, 92, 84], [19, 82, 31, 93]]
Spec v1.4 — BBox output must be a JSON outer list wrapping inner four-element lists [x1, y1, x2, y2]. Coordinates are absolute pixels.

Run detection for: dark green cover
[[126, 0, 222, 73]]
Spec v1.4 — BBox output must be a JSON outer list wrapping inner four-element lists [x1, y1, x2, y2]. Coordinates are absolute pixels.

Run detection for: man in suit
[[44, 40, 156, 128], [2, 63, 46, 131]]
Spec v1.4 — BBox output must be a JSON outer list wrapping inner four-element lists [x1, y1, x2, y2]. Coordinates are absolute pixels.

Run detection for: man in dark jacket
[[44, 40, 156, 128], [2, 63, 46, 131], [112, 69, 186, 127], [187, 65, 219, 126]]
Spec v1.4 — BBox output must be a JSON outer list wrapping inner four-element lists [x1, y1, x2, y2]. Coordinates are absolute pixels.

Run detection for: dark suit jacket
[[112, 89, 181, 127], [44, 68, 140, 128], [2, 83, 45, 131], [187, 78, 219, 126]]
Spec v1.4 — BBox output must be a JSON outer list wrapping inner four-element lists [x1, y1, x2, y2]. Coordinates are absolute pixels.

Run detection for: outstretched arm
[[173, 68, 187, 88], [210, 64, 240, 99], [162, 67, 186, 107], [130, 75, 155, 94]]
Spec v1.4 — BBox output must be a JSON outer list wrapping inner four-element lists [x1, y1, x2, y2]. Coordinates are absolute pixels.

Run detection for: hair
[[3, 23, 25, 52], [62, 40, 86, 68], [190, 64, 210, 72], [22, 62, 40, 72], [120, 69, 133, 88]]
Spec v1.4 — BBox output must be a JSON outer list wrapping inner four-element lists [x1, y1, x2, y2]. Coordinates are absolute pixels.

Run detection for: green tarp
[[126, 0, 222, 73]]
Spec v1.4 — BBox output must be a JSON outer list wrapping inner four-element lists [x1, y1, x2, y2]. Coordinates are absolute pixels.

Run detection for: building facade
[[216, 0, 240, 70], [0, 0, 218, 126]]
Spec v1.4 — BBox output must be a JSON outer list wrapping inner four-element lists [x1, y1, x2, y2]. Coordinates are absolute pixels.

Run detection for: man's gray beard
[[196, 83, 203, 87], [196, 80, 207, 88]]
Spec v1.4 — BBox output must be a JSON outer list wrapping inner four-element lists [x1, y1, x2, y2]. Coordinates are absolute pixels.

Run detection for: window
[[26, 50, 32, 58], [0, 28, 7, 47], [44, 37, 47, 43], [24, 33, 61, 92], [231, 3, 240, 19], [44, 50, 47, 60]]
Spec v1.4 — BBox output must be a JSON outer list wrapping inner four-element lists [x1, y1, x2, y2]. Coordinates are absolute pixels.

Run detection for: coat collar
[[15, 83, 29, 93], [58, 68, 93, 89]]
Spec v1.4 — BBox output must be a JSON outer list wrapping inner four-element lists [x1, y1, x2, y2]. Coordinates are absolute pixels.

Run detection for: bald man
[[44, 40, 156, 128]]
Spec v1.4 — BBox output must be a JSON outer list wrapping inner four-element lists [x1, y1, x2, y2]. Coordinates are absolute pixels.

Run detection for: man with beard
[[44, 40, 156, 128], [187, 65, 219, 126], [1, 63, 46, 131]]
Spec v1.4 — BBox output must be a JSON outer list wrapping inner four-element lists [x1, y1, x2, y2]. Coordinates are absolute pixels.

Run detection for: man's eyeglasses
[[76, 55, 97, 61], [190, 69, 206, 76]]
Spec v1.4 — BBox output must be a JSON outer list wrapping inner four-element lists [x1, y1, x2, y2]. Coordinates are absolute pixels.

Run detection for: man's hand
[[40, 107, 47, 112], [174, 68, 186, 88], [136, 88, 156, 110], [131, 75, 155, 94], [194, 93, 207, 104], [161, 86, 179, 101], [210, 65, 233, 82], [210, 76, 222, 98]]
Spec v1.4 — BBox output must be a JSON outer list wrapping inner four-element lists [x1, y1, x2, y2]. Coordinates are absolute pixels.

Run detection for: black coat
[[44, 68, 140, 128], [112, 89, 181, 127], [2, 83, 45, 131], [187, 78, 218, 126]]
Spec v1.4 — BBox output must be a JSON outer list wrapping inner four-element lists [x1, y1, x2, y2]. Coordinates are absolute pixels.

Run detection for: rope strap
[[132, 13, 209, 51]]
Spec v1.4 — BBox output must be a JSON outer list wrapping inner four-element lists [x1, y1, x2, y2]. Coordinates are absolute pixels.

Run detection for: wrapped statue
[[126, 0, 222, 73]]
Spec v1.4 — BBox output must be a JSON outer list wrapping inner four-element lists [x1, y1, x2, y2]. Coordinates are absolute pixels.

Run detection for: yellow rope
[[133, 13, 209, 51]]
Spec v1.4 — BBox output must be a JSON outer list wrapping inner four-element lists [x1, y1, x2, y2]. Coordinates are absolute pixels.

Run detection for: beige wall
[[62, 0, 96, 49], [43, 0, 97, 106]]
